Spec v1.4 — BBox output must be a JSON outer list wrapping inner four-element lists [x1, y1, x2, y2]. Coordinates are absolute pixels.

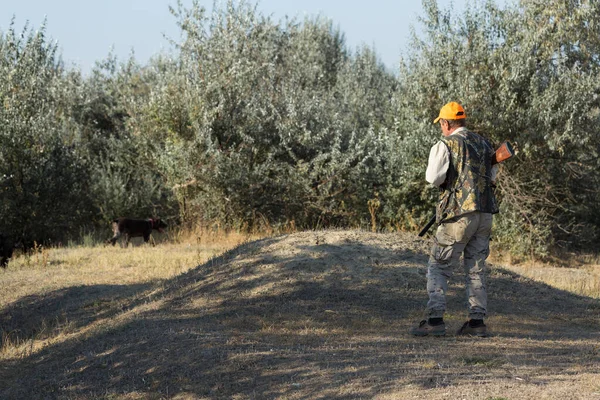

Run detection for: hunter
[[411, 101, 499, 337]]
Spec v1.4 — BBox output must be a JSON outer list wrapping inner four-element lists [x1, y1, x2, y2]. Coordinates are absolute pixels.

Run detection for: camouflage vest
[[436, 129, 499, 223]]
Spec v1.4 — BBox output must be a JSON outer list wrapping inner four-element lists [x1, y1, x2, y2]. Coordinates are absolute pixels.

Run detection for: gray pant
[[426, 212, 493, 320]]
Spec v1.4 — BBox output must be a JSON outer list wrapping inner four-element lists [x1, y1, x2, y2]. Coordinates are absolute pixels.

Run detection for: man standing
[[411, 101, 499, 337]]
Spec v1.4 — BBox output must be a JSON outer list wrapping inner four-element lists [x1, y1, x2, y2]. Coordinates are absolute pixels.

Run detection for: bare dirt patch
[[1, 230, 599, 399]]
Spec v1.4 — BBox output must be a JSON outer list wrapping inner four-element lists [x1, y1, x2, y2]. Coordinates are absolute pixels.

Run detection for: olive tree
[[391, 0, 600, 255], [0, 21, 94, 244], [144, 0, 397, 230]]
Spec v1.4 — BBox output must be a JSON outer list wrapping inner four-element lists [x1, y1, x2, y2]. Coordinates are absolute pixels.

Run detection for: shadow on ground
[[1, 231, 599, 399]]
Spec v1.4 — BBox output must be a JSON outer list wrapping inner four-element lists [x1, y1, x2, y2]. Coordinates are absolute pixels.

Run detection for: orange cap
[[433, 102, 466, 124]]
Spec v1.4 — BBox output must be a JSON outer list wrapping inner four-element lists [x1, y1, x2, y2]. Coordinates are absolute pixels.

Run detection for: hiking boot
[[410, 320, 446, 337], [456, 321, 489, 337]]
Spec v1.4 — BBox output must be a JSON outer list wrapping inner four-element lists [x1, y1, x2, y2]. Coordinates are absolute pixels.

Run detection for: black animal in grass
[[0, 233, 14, 268], [107, 218, 167, 247]]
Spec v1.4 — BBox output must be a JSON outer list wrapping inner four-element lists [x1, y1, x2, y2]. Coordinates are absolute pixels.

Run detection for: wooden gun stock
[[492, 141, 515, 165]]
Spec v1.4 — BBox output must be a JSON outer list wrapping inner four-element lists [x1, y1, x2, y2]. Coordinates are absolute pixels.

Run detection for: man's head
[[433, 102, 466, 136]]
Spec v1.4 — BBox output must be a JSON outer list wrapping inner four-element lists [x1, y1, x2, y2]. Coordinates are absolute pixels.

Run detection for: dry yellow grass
[[491, 250, 600, 299], [0, 228, 261, 359], [0, 229, 260, 306], [503, 263, 600, 299], [1, 230, 599, 399]]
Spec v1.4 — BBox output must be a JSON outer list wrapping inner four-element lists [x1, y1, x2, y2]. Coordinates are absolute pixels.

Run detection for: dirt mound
[[2, 230, 599, 399], [163, 230, 430, 315]]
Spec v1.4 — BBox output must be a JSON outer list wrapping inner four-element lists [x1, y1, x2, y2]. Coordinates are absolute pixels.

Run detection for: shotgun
[[418, 214, 438, 237], [418, 141, 515, 237]]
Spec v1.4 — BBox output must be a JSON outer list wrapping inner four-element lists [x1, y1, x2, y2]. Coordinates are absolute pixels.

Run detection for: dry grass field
[[1, 229, 599, 399]]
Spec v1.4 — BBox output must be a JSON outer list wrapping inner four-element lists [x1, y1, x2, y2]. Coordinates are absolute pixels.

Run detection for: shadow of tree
[[1, 231, 599, 398], [0, 283, 152, 347]]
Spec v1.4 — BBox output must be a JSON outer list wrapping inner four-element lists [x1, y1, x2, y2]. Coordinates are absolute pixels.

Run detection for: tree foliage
[[0, 21, 93, 244], [1, 0, 600, 256], [395, 0, 600, 255]]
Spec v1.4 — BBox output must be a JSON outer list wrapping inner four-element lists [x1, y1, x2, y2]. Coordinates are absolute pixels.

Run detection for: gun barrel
[[418, 215, 437, 237]]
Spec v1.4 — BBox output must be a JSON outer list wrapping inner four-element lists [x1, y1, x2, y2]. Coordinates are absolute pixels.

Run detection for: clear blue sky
[[1, 0, 506, 75]]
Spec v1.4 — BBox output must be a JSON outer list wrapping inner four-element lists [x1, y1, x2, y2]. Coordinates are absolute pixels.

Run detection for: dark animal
[[0, 234, 14, 268], [108, 218, 167, 247]]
